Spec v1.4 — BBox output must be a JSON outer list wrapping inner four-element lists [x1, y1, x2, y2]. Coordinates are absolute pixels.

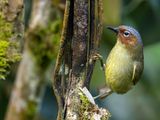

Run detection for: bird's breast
[[105, 44, 134, 93]]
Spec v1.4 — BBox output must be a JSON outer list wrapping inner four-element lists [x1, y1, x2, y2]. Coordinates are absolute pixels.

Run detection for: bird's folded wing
[[132, 61, 143, 85]]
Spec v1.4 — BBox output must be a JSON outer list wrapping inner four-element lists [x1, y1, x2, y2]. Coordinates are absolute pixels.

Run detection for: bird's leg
[[89, 52, 105, 71], [94, 87, 112, 99], [89, 52, 113, 99]]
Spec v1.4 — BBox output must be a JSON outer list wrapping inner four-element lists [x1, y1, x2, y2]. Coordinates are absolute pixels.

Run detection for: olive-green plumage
[[105, 25, 144, 94]]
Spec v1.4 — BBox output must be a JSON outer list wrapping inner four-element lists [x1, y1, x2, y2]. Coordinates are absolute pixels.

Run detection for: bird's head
[[107, 25, 143, 47]]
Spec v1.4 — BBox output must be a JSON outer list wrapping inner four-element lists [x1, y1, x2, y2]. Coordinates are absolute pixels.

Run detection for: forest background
[[0, 0, 160, 120]]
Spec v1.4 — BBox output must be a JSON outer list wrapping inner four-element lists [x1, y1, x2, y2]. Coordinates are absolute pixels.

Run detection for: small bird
[[95, 25, 144, 98]]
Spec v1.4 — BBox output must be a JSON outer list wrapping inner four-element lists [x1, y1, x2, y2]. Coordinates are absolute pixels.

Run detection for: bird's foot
[[89, 52, 105, 71]]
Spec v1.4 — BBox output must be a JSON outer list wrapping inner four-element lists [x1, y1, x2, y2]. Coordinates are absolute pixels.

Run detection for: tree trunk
[[53, 0, 110, 119]]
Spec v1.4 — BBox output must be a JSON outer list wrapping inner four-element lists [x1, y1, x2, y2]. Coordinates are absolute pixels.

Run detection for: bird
[[95, 25, 144, 99]]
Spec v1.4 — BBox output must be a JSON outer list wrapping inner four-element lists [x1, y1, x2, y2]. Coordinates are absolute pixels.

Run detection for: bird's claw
[[89, 52, 102, 63], [92, 53, 103, 61], [89, 52, 105, 71]]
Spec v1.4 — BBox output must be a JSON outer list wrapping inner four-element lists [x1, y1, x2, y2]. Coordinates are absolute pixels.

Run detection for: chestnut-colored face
[[118, 26, 138, 46], [107, 25, 143, 47]]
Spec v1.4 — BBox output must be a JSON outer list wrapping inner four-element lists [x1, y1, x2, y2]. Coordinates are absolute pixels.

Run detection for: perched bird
[[95, 25, 144, 98]]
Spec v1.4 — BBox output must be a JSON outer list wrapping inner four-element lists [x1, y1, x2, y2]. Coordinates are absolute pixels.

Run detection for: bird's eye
[[123, 31, 130, 37]]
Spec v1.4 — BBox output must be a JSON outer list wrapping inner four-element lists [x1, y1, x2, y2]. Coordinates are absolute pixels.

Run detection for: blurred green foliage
[[27, 19, 61, 69]]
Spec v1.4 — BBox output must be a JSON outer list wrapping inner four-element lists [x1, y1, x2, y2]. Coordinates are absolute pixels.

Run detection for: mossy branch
[[0, 0, 23, 80]]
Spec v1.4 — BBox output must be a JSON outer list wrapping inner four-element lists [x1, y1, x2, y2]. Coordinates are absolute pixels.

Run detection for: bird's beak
[[107, 26, 118, 34]]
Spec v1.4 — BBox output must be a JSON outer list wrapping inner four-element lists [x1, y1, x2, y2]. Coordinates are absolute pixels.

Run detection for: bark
[[53, 0, 110, 119], [5, 0, 61, 119]]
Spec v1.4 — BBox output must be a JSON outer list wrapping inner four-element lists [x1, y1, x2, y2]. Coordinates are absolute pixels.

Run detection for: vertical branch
[[53, 0, 70, 82], [71, 0, 88, 76], [53, 0, 109, 119], [0, 0, 23, 119], [0, 0, 23, 80], [52, 0, 71, 119], [65, 0, 89, 119]]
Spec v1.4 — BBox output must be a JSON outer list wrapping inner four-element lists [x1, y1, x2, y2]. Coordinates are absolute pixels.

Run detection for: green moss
[[79, 91, 91, 111], [0, 13, 12, 40], [79, 91, 93, 120], [0, 12, 21, 79], [0, 41, 9, 79], [79, 90, 110, 120]]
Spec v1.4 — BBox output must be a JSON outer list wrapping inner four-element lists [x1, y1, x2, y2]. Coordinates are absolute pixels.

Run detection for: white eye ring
[[123, 31, 130, 37]]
